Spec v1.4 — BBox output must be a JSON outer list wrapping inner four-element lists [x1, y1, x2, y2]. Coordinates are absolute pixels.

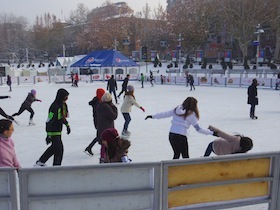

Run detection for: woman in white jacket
[[120, 85, 145, 136], [145, 97, 214, 159]]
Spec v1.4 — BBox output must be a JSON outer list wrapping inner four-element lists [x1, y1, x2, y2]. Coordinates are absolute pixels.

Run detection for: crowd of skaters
[[1, 74, 259, 169]]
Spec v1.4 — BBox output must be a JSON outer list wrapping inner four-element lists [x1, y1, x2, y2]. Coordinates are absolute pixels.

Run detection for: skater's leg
[[52, 136, 64, 166], [122, 113, 131, 132], [169, 133, 181, 159], [12, 104, 26, 116], [0, 107, 9, 118], [204, 142, 214, 156], [180, 136, 189, 158]]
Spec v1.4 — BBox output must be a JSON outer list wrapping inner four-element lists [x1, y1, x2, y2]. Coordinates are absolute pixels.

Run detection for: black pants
[[250, 104, 256, 117], [12, 104, 34, 119], [117, 88, 126, 97], [204, 142, 214, 156], [109, 90, 118, 103], [0, 107, 9, 118], [169, 132, 189, 159], [39, 136, 64, 166]]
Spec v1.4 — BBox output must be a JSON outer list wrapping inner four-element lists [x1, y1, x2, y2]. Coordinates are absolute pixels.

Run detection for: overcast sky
[[0, 0, 167, 25]]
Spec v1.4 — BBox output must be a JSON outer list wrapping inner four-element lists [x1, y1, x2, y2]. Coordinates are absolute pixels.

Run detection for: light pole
[[178, 33, 182, 73], [254, 24, 264, 69]]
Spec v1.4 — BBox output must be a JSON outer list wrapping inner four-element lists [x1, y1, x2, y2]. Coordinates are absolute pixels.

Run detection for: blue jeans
[[122, 113, 131, 131]]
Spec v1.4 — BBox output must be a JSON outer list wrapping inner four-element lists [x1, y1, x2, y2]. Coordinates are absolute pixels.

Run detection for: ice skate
[[34, 160, 47, 167], [84, 147, 94, 156], [29, 119, 36, 126], [121, 130, 131, 136]]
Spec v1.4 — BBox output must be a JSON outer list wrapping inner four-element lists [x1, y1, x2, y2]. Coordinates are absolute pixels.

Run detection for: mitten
[[140, 107, 145, 112], [213, 131, 219, 137], [46, 136, 52, 145], [145, 115, 152, 120], [67, 126, 71, 135], [38, 100, 42, 102]]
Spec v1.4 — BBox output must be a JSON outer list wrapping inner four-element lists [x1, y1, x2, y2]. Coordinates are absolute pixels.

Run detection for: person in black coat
[[107, 75, 118, 104], [6, 75, 12, 92], [247, 79, 258, 119], [96, 93, 118, 163], [117, 74, 130, 98], [84, 88, 105, 156], [188, 74, 195, 91]]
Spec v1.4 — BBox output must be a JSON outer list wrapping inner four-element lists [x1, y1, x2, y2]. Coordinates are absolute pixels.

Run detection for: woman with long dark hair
[[145, 97, 214, 159]]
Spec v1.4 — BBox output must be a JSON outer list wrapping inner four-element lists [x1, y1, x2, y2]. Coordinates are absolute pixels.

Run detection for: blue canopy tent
[[70, 50, 139, 80]]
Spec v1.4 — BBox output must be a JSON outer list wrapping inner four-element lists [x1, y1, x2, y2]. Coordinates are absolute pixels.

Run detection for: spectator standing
[[140, 73, 144, 88], [107, 75, 118, 104]]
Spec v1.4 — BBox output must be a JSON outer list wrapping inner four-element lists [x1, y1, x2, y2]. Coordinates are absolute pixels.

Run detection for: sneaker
[[34, 160, 47, 167], [84, 147, 94, 156]]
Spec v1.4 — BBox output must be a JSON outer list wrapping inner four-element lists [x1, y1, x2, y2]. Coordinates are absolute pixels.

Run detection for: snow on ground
[[1, 76, 279, 209]]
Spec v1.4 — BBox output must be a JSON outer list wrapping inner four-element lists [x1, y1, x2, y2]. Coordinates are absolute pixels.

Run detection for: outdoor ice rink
[[1, 79, 279, 209]]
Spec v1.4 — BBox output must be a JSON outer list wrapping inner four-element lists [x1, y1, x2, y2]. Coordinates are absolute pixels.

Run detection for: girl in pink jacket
[[204, 125, 253, 156], [0, 119, 20, 169]]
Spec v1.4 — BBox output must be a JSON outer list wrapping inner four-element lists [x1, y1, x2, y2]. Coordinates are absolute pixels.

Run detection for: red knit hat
[[101, 128, 119, 143], [96, 88, 105, 101]]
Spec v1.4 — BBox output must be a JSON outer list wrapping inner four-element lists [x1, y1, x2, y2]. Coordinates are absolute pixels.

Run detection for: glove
[[67, 126, 71, 135], [46, 136, 52, 145], [140, 107, 145, 112], [38, 100, 42, 102], [213, 131, 219, 137], [8, 116, 15, 121], [145, 115, 152, 120]]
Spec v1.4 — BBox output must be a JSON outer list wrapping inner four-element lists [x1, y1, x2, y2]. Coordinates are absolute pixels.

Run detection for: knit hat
[[96, 88, 105, 101], [31, 89, 36, 95], [127, 85, 134, 92], [101, 92, 112, 102], [101, 128, 119, 143]]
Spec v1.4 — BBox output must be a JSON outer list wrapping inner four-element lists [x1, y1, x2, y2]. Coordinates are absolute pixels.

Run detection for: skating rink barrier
[[19, 163, 161, 210], [2, 152, 280, 209], [0, 168, 18, 210]]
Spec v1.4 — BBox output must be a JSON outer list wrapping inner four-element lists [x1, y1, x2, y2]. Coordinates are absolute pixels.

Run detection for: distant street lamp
[[254, 24, 264, 69], [177, 33, 183, 72]]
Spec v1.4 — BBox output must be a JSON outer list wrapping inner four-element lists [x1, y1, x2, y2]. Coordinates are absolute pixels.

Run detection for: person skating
[[96, 92, 118, 163], [120, 85, 145, 136], [6, 75, 12, 92], [145, 97, 214, 159], [107, 75, 118, 104], [0, 96, 14, 121], [117, 74, 130, 98], [150, 71, 154, 87], [247, 78, 258, 119], [204, 126, 253, 156], [188, 74, 195, 91], [35, 88, 71, 166], [140, 73, 144, 88], [84, 88, 105, 156], [12, 89, 42, 125]]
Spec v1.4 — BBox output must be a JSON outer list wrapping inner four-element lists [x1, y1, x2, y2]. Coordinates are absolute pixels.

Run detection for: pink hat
[[101, 128, 119, 143]]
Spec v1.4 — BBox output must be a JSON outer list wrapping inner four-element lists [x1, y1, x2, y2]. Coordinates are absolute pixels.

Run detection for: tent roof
[[70, 50, 139, 68]]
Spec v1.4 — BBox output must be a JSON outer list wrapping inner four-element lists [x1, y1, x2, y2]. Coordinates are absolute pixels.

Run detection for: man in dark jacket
[[107, 75, 118, 104], [35, 88, 71, 166], [117, 74, 130, 98], [247, 78, 258, 119]]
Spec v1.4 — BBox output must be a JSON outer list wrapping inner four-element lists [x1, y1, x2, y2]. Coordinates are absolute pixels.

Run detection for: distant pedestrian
[[70, 72, 74, 86], [204, 126, 253, 156], [247, 78, 258, 119], [121, 85, 145, 136], [6, 75, 12, 92], [276, 73, 280, 90], [73, 73, 79, 87], [140, 73, 144, 88], [35, 88, 71, 166], [185, 71, 189, 87], [160, 75, 164, 84], [188, 74, 195, 91], [150, 71, 154, 87], [117, 74, 130, 98], [12, 89, 42, 125], [107, 75, 118, 104]]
